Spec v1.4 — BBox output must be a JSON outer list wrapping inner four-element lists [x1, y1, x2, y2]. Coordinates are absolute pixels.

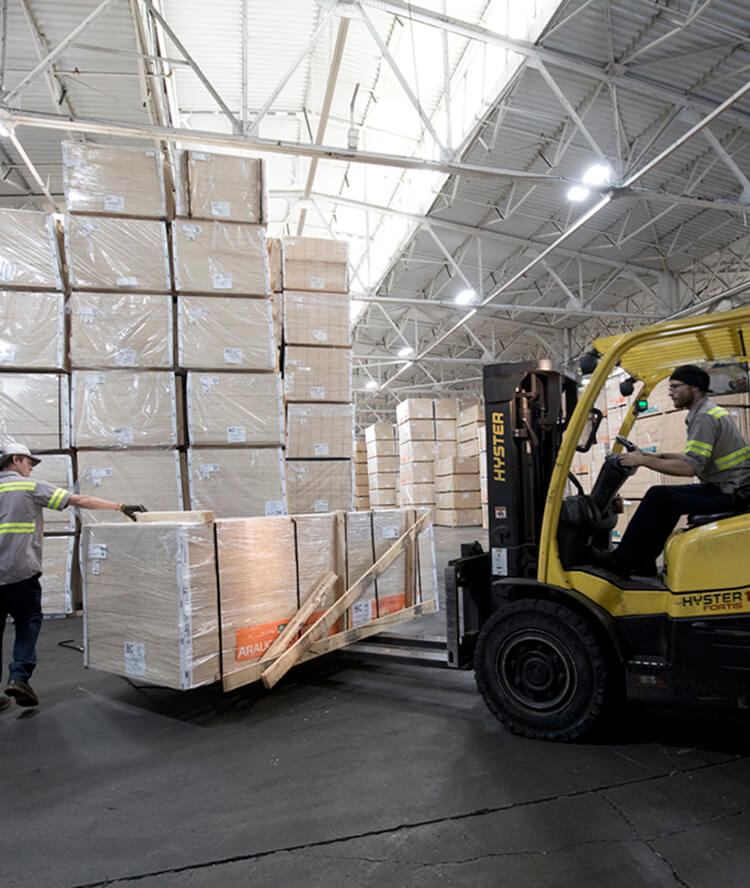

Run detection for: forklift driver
[[594, 364, 750, 578]]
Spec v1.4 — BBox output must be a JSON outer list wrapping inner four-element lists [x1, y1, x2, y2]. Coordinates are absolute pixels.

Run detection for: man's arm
[[619, 450, 696, 477], [67, 493, 122, 511]]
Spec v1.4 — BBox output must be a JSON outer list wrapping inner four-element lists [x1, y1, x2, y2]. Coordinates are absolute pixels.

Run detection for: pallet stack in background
[[353, 436, 370, 510], [365, 422, 399, 508], [435, 455, 482, 527], [281, 239, 353, 514], [0, 213, 74, 614], [397, 399, 437, 512]]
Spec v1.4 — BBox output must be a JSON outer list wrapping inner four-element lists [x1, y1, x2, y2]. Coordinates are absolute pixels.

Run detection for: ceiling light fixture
[[566, 185, 589, 202], [398, 345, 414, 358], [455, 288, 476, 305], [365, 379, 378, 390], [582, 163, 612, 186]]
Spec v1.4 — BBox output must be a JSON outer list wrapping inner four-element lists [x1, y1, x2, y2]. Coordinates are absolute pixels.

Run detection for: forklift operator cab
[[448, 305, 750, 742]]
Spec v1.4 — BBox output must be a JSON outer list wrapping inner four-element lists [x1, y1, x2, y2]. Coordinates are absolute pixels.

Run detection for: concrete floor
[[3, 528, 750, 887]]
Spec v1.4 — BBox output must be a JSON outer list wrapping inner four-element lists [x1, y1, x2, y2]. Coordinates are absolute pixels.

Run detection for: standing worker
[[0, 443, 147, 711], [596, 365, 750, 577]]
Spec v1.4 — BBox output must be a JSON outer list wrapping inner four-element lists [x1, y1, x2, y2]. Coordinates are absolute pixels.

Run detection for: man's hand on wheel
[[120, 504, 148, 521]]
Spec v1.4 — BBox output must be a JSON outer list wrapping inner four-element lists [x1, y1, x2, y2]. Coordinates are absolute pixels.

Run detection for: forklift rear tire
[[474, 599, 610, 742]]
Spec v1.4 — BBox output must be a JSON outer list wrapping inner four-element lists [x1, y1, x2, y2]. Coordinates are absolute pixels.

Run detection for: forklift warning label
[[675, 591, 750, 612], [491, 411, 506, 482]]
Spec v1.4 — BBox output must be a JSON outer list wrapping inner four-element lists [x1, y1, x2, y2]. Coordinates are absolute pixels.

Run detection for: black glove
[[120, 504, 148, 522]]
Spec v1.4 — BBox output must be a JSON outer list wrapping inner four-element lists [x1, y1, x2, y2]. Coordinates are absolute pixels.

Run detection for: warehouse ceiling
[[1, 0, 750, 426]]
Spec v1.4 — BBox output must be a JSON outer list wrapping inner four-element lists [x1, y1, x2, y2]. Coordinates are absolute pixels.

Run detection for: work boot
[[4, 680, 39, 708], [0, 693, 10, 712], [590, 547, 630, 578]]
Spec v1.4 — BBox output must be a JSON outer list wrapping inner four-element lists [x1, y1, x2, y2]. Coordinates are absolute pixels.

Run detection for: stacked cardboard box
[[281, 239, 353, 514], [366, 422, 399, 508], [458, 404, 485, 459], [397, 400, 436, 510], [354, 435, 370, 510], [435, 456, 482, 526]]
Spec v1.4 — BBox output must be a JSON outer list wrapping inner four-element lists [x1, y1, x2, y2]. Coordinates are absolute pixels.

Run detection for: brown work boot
[[4, 680, 39, 707], [0, 693, 10, 712]]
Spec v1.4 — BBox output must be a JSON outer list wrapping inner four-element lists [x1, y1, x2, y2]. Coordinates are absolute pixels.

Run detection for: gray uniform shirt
[[0, 469, 71, 584], [683, 398, 750, 494]]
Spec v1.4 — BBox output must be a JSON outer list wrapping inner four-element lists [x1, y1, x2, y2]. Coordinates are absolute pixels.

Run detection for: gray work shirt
[[683, 398, 750, 494], [0, 469, 71, 585]]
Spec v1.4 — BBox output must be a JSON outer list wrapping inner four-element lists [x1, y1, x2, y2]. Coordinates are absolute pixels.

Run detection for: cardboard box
[[437, 490, 482, 510], [268, 238, 282, 292], [370, 489, 398, 507], [215, 516, 298, 670], [435, 419, 457, 441], [72, 370, 177, 447], [398, 419, 434, 444], [70, 292, 173, 369], [367, 439, 397, 458], [178, 295, 276, 370], [78, 450, 182, 523], [367, 455, 398, 474], [436, 440, 458, 460], [0, 291, 64, 369], [435, 508, 482, 527], [285, 403, 353, 459], [62, 141, 166, 218], [37, 453, 75, 533], [285, 459, 352, 513], [435, 473, 479, 493], [354, 496, 370, 510], [436, 455, 479, 475], [370, 472, 397, 490], [173, 221, 269, 295], [66, 216, 170, 292], [283, 290, 351, 347], [282, 237, 348, 293], [396, 399, 433, 425], [180, 150, 265, 224], [0, 372, 68, 450], [459, 404, 483, 426], [400, 462, 434, 485], [434, 398, 459, 420], [400, 483, 435, 505], [186, 448, 285, 517], [459, 422, 481, 443], [283, 346, 352, 403], [365, 422, 395, 443], [83, 518, 221, 689], [399, 441, 436, 464], [40, 535, 75, 615], [186, 372, 283, 446], [0, 210, 61, 290], [477, 426, 486, 453], [371, 509, 409, 606], [294, 512, 344, 606], [458, 438, 480, 458]]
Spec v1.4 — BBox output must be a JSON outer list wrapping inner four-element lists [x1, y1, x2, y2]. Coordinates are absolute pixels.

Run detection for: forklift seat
[[687, 510, 745, 528]]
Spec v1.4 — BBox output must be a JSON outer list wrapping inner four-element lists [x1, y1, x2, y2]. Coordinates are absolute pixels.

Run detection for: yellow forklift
[[446, 305, 750, 741]]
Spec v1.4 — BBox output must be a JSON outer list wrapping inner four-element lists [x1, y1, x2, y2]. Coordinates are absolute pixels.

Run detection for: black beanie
[[670, 364, 711, 392]]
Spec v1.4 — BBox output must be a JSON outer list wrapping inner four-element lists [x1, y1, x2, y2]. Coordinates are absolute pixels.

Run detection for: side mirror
[[576, 407, 603, 452]]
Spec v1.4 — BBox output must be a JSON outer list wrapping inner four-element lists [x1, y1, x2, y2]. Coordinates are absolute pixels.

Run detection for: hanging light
[[455, 288, 476, 305], [398, 345, 414, 358]]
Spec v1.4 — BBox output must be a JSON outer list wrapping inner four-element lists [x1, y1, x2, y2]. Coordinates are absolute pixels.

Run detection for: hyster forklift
[[445, 305, 750, 741]]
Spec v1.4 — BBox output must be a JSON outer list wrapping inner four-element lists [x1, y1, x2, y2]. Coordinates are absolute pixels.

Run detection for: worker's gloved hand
[[120, 504, 148, 522]]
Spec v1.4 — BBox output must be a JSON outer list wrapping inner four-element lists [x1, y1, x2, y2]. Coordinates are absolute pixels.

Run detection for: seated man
[[598, 364, 750, 577]]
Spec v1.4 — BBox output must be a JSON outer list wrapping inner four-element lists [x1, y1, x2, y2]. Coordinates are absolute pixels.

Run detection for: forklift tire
[[474, 598, 610, 742]]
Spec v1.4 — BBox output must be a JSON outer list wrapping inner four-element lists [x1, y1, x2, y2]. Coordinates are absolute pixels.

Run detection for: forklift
[[443, 305, 750, 741]]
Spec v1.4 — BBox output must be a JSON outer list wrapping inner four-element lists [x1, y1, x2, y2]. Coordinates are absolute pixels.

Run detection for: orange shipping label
[[235, 618, 294, 662], [378, 593, 407, 616]]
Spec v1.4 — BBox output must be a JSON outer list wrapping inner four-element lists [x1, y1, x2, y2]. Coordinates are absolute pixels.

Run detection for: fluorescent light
[[582, 163, 611, 186], [398, 345, 414, 358], [365, 379, 378, 390], [0, 121, 10, 138], [567, 185, 590, 202], [455, 288, 476, 305]]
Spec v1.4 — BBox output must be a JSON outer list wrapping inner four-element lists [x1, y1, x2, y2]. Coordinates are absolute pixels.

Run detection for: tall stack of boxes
[[397, 399, 436, 511], [435, 455, 482, 526], [458, 404, 485, 460], [0, 212, 74, 613], [281, 239, 353, 514], [353, 435, 370, 510], [366, 422, 399, 508]]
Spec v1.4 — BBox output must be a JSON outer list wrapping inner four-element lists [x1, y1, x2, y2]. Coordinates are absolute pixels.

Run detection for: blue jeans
[[0, 574, 43, 684]]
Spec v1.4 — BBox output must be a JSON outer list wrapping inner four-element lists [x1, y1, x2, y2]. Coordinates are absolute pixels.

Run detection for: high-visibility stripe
[[716, 446, 750, 470], [0, 482, 35, 491], [47, 488, 67, 509], [685, 439, 712, 456], [708, 406, 730, 419], [0, 522, 35, 534]]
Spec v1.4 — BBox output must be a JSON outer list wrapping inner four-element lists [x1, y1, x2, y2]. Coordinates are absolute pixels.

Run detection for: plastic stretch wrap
[[268, 238, 282, 292], [38, 453, 75, 532], [70, 293, 173, 369], [400, 462, 434, 486], [396, 399, 433, 424], [366, 439, 397, 459], [434, 398, 459, 420], [0, 292, 64, 369], [458, 438, 480, 458], [436, 455, 479, 475], [459, 422, 482, 443], [0, 373, 68, 450], [0, 210, 61, 289], [435, 508, 482, 527], [370, 489, 398, 507], [178, 296, 276, 370], [186, 372, 283, 446], [178, 151, 265, 224], [187, 447, 286, 517], [399, 441, 436, 464], [77, 450, 182, 523], [40, 535, 75, 615], [436, 441, 458, 460], [367, 455, 398, 474], [400, 483, 435, 506], [215, 516, 299, 670], [365, 422, 395, 444], [286, 403, 353, 459], [82, 518, 221, 689], [283, 346, 352, 403], [294, 513, 342, 608], [66, 216, 170, 292], [437, 491, 481, 509], [282, 237, 349, 293], [398, 420, 435, 443], [173, 221, 270, 295], [369, 472, 397, 489], [283, 291, 351, 347], [62, 141, 166, 218], [435, 419, 457, 441], [71, 371, 177, 447], [271, 292, 281, 349], [459, 404, 483, 426], [436, 473, 480, 493], [285, 459, 352, 513]]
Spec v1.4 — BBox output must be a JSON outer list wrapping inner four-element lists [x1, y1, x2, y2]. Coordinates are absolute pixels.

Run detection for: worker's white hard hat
[[2, 442, 41, 465]]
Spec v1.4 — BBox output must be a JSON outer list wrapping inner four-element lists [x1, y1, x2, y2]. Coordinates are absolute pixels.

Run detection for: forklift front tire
[[474, 598, 610, 742]]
